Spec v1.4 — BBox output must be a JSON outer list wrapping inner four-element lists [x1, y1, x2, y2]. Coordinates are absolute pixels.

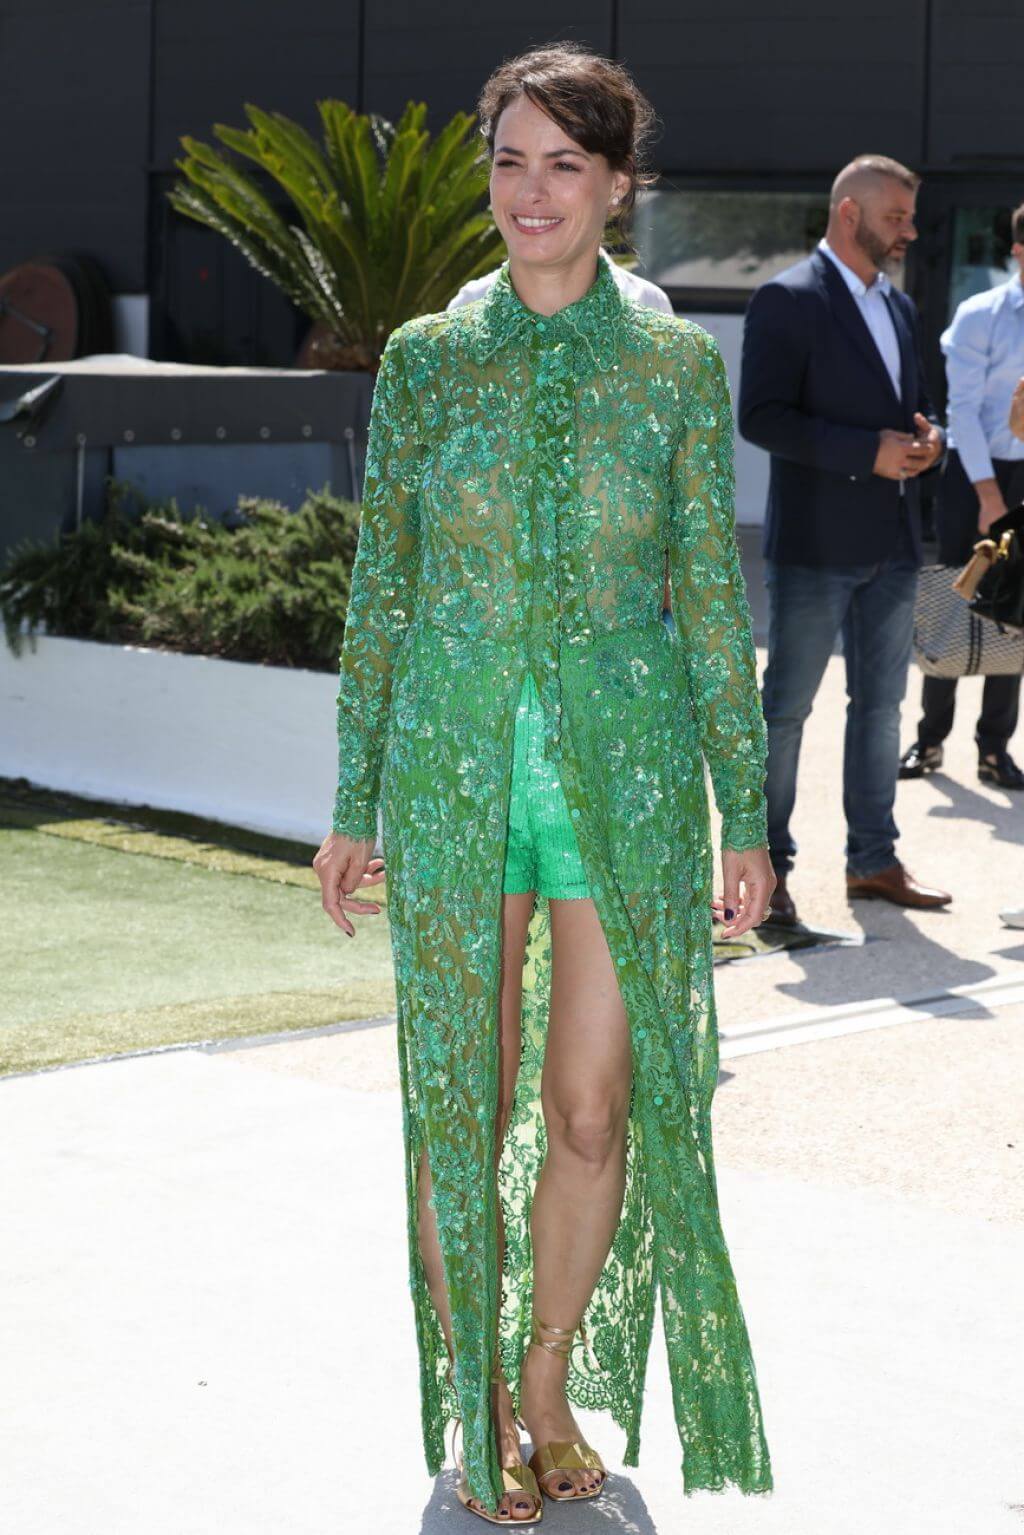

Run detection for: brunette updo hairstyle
[[476, 42, 659, 251]]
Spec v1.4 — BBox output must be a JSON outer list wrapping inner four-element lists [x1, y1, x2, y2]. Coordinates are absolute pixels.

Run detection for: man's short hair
[[1012, 202, 1024, 246], [830, 154, 921, 208]]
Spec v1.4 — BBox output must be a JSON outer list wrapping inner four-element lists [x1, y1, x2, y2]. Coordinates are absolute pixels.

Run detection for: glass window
[[948, 207, 1016, 320], [631, 189, 829, 307]]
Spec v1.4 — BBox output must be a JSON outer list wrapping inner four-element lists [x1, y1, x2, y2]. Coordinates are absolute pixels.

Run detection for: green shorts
[[501, 670, 590, 900]]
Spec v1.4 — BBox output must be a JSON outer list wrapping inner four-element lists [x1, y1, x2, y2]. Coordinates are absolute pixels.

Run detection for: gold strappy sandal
[[522, 1314, 607, 1502], [449, 1351, 543, 1525]]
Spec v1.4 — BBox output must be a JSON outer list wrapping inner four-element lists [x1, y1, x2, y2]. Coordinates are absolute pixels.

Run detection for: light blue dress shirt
[[941, 274, 1024, 483], [818, 237, 902, 399]]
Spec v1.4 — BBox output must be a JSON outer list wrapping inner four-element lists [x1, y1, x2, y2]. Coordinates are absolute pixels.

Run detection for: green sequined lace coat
[[331, 249, 773, 1511]]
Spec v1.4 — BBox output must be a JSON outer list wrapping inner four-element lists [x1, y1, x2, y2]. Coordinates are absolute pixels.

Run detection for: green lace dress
[[331, 250, 773, 1512]]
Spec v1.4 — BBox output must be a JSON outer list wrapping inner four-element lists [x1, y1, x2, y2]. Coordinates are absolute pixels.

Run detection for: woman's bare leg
[[415, 889, 537, 1519], [518, 895, 632, 1495]]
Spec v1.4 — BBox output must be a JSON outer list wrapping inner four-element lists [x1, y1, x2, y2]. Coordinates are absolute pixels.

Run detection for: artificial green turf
[[0, 776, 366, 891], [0, 776, 838, 1076], [1, 821, 395, 1076]]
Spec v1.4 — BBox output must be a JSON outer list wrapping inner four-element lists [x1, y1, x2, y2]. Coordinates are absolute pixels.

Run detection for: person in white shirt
[[447, 242, 673, 314], [739, 154, 948, 923], [816, 235, 904, 398], [900, 202, 1024, 790]]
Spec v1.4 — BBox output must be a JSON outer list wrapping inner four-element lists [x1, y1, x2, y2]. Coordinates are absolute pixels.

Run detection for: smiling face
[[488, 94, 631, 271]]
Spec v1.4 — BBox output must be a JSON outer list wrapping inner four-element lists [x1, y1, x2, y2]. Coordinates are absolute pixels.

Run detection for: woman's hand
[[710, 846, 776, 939], [312, 832, 385, 937]]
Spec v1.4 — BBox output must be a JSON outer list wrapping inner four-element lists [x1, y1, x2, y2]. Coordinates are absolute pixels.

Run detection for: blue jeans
[[762, 544, 918, 879]]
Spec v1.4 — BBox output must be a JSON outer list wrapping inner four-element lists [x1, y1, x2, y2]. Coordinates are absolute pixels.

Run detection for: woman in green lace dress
[[313, 43, 776, 1523]]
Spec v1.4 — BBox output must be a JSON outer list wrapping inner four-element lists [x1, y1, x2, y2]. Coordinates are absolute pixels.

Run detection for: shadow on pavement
[[421, 1469, 659, 1532], [714, 921, 864, 965], [922, 769, 1024, 851], [771, 898, 996, 1012]]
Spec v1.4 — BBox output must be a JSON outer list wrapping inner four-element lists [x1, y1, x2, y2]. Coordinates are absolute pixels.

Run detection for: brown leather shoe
[[765, 871, 799, 926], [846, 860, 951, 909]]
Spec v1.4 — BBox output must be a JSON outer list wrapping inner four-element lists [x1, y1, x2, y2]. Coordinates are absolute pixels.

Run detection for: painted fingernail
[[725, 907, 735, 920]]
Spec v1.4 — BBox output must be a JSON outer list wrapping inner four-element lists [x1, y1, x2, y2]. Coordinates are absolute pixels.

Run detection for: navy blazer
[[738, 248, 943, 567]]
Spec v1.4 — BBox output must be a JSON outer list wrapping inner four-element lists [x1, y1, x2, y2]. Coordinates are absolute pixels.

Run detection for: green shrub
[[0, 479, 361, 671]]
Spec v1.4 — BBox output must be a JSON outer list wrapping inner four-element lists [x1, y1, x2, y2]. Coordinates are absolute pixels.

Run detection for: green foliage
[[0, 480, 361, 672], [168, 99, 507, 368]]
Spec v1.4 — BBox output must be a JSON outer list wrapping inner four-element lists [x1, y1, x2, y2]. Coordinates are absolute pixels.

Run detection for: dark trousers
[[762, 516, 919, 878], [917, 451, 1024, 755]]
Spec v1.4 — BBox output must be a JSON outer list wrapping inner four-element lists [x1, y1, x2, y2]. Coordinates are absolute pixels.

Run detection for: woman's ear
[[612, 171, 631, 206]]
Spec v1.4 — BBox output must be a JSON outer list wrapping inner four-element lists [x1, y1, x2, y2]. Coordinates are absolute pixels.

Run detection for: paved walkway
[[2, 1038, 1021, 1535], [4, 559, 1024, 1532]]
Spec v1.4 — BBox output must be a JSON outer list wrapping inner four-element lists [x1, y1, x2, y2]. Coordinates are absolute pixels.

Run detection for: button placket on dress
[[525, 320, 580, 767]]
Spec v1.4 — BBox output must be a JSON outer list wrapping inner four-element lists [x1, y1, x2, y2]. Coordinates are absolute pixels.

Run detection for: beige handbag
[[913, 556, 1024, 677]]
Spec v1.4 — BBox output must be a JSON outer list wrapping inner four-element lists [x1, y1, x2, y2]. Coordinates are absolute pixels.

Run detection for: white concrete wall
[[690, 310, 768, 529], [110, 294, 150, 358], [0, 635, 341, 843]]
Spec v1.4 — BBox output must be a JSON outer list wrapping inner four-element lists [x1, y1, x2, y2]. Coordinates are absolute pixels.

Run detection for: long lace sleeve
[[331, 329, 422, 838], [668, 327, 768, 853]]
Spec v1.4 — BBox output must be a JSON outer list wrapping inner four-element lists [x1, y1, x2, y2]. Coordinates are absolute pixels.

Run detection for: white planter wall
[[691, 311, 768, 529], [0, 634, 347, 844]]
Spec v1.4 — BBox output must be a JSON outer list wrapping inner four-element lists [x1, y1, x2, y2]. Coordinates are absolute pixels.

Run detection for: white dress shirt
[[941, 274, 1024, 483], [446, 245, 674, 314], [818, 237, 902, 400]]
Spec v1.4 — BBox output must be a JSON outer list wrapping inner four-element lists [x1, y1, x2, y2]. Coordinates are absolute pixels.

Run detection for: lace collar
[[470, 247, 629, 372]]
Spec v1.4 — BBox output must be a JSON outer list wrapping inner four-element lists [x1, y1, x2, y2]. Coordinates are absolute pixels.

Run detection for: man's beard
[[854, 221, 905, 273]]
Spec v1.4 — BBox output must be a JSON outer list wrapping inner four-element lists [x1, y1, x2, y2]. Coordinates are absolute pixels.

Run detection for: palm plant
[[168, 100, 506, 371]]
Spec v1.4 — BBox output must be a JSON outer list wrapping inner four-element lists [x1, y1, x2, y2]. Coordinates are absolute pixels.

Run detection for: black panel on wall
[[152, 0, 360, 364], [927, 0, 1024, 169], [0, 0, 150, 291], [362, 4, 612, 130], [620, 0, 929, 176], [15, 0, 1024, 369], [152, 0, 360, 169], [150, 177, 306, 366]]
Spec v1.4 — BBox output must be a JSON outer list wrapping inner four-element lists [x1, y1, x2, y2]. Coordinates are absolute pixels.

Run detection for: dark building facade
[[2, 1, 1021, 518]]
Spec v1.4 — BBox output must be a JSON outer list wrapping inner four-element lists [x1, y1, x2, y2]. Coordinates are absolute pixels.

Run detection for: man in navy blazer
[[739, 154, 950, 923]]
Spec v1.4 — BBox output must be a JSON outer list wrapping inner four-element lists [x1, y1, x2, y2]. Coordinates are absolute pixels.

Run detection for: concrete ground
[[3, 544, 1024, 1533]]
